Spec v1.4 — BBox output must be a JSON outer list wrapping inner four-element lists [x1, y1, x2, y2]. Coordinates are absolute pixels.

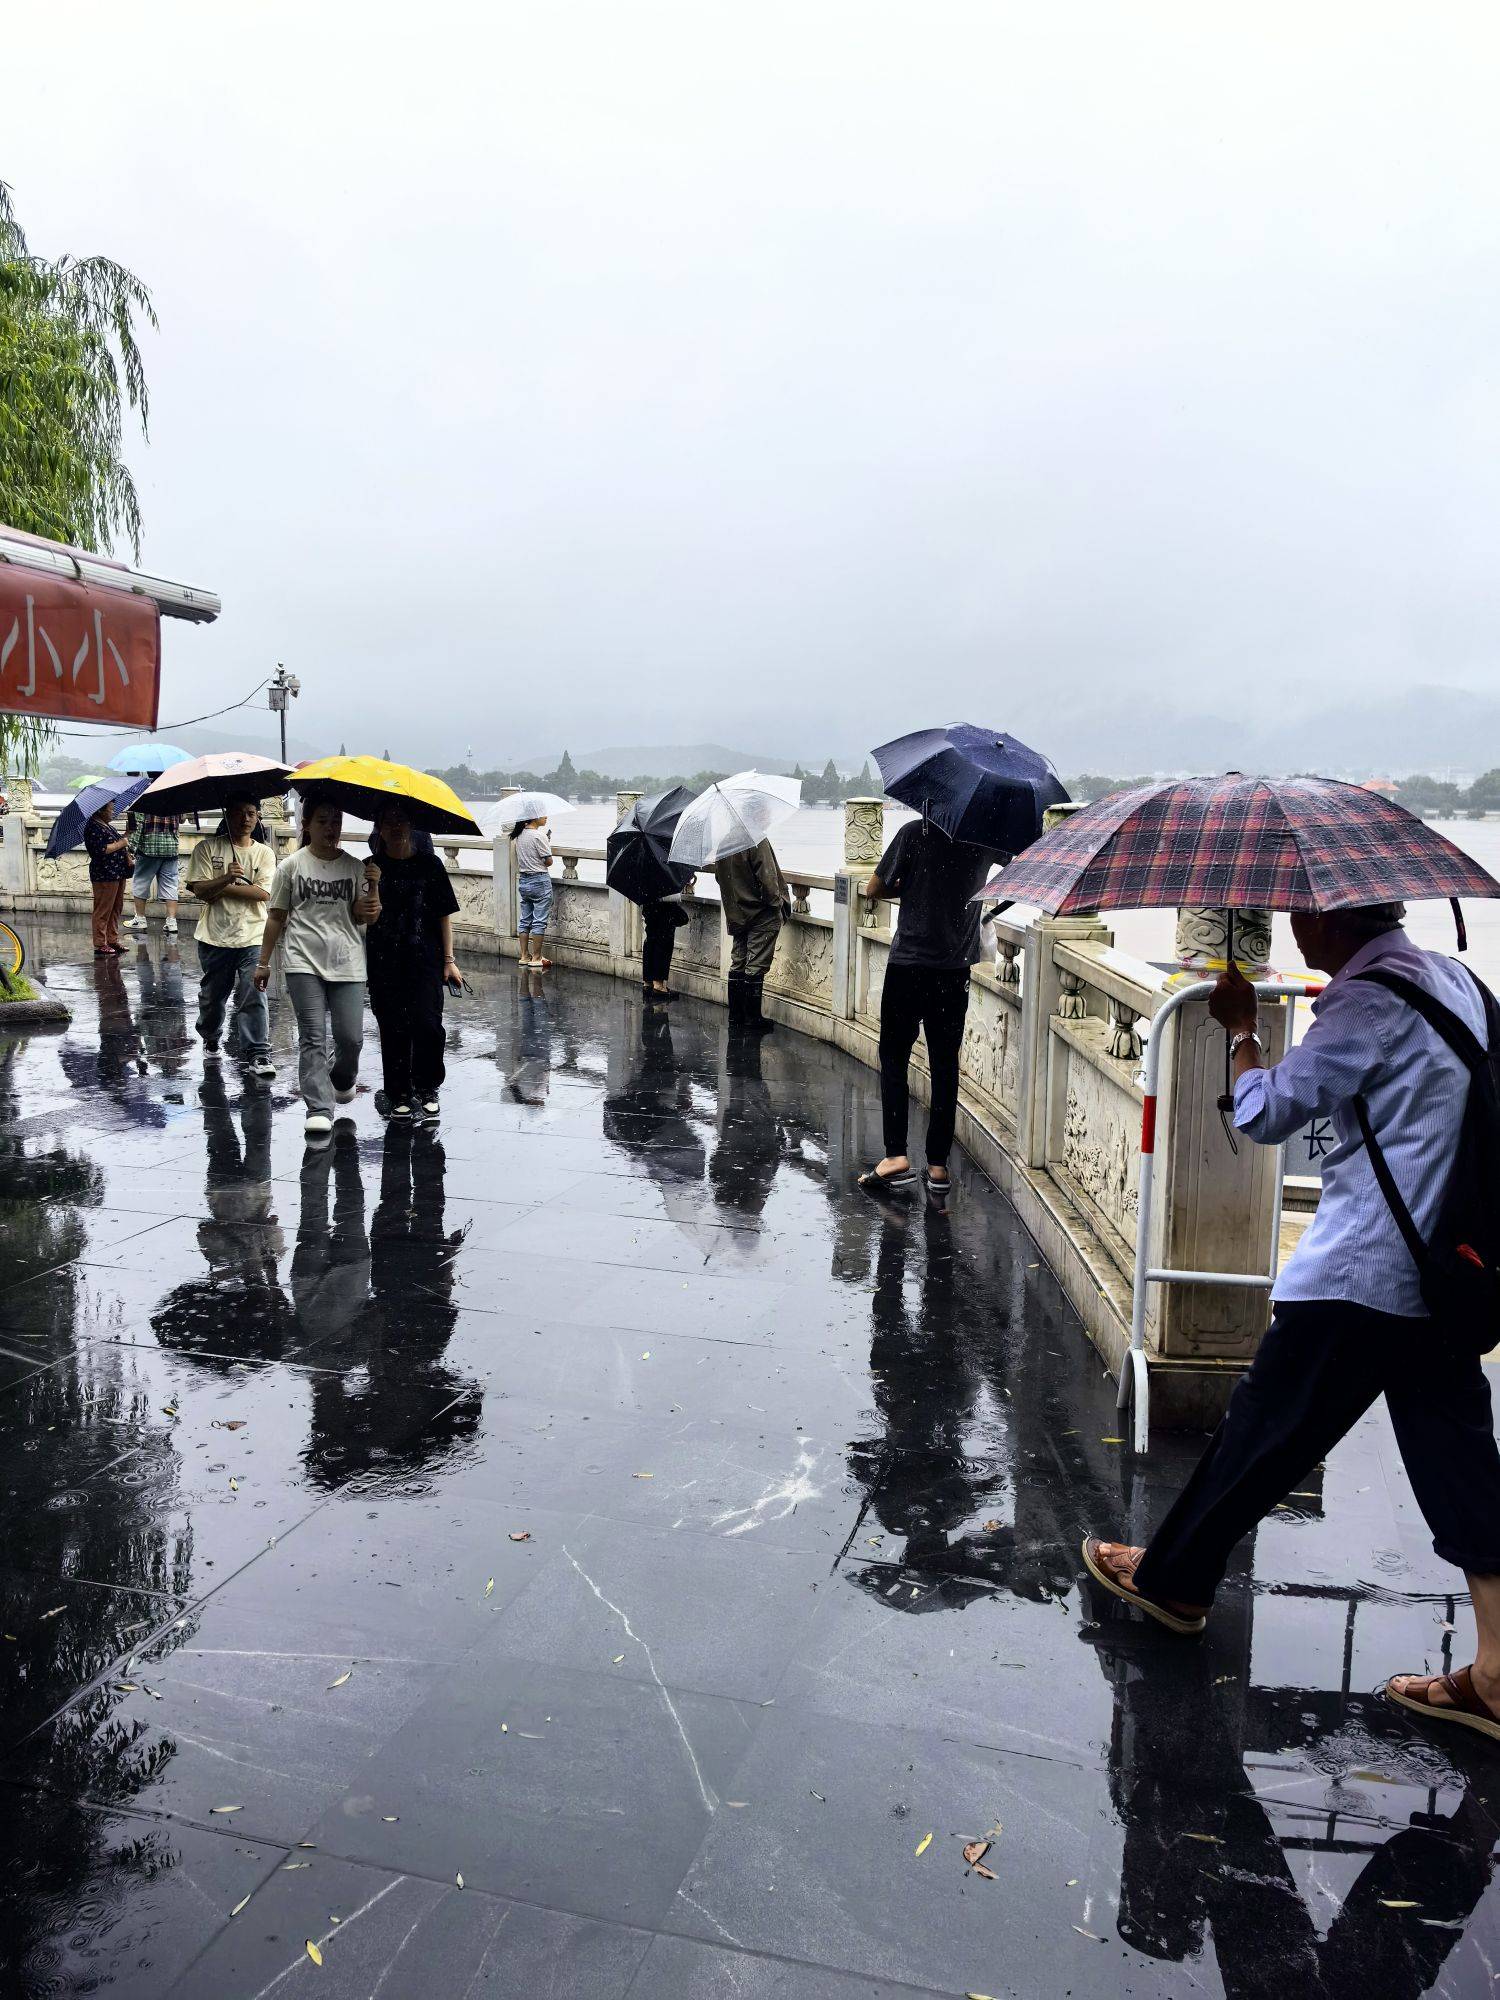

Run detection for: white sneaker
[[304, 1113, 333, 1137], [390, 1103, 412, 1120], [420, 1098, 440, 1120], [163, 918, 178, 934], [250, 1058, 276, 1078], [334, 1083, 357, 1104], [127, 916, 146, 932]]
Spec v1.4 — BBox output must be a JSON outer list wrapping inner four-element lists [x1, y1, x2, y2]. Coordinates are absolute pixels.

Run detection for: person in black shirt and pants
[[859, 819, 998, 1199], [366, 804, 462, 1121]]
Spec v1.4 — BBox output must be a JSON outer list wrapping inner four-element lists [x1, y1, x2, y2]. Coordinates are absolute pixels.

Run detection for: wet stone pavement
[[0, 920, 1498, 1997]]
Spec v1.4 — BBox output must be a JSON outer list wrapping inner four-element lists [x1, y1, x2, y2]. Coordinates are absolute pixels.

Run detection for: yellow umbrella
[[290, 755, 480, 836]]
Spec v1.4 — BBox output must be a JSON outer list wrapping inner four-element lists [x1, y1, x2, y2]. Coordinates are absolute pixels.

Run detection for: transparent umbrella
[[667, 771, 802, 869], [493, 790, 575, 829]]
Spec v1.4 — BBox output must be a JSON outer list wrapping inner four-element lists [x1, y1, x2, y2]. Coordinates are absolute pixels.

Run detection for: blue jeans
[[518, 871, 554, 935], [196, 942, 270, 1059], [132, 853, 180, 903]]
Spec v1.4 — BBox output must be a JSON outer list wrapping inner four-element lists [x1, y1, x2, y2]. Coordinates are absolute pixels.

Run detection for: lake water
[[482, 800, 1500, 992]]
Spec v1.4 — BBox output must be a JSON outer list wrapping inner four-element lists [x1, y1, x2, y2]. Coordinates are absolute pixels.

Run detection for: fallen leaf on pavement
[[963, 1841, 990, 1869], [305, 1939, 323, 1966], [1184, 1833, 1221, 1844], [282, 1861, 311, 1871], [915, 1833, 933, 1857], [327, 1669, 352, 1689], [456, 1872, 465, 1889], [1381, 1899, 1419, 1909], [1073, 1926, 1102, 1941], [38, 1606, 65, 1622], [484, 1579, 495, 1597], [508, 1531, 531, 1542], [230, 1894, 251, 1917], [210, 1805, 242, 1815], [613, 1654, 625, 1664], [973, 1863, 996, 1880], [633, 1471, 654, 1479], [982, 1520, 1001, 1532]]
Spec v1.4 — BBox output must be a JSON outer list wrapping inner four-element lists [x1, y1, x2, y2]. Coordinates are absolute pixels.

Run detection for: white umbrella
[[668, 770, 802, 869], [493, 790, 575, 829]]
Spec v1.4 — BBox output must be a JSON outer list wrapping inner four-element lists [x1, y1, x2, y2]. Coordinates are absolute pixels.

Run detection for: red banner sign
[[0, 566, 161, 729]]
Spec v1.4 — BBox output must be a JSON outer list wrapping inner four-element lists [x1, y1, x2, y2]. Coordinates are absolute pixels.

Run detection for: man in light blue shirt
[[1084, 903, 1500, 1745]]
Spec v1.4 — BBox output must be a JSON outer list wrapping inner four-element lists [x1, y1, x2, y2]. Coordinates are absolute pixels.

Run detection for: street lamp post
[[268, 663, 301, 765]]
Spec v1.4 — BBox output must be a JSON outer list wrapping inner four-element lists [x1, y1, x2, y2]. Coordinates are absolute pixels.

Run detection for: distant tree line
[[428, 751, 882, 805], [1064, 771, 1500, 817]]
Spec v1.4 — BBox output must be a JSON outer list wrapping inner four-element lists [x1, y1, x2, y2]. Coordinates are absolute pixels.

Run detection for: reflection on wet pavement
[[0, 920, 1497, 1997]]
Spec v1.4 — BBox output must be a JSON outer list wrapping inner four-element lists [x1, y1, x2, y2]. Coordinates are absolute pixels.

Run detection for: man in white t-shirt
[[186, 795, 278, 1075]]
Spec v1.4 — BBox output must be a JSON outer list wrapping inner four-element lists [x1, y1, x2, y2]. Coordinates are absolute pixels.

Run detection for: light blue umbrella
[[45, 775, 153, 858], [106, 742, 191, 776]]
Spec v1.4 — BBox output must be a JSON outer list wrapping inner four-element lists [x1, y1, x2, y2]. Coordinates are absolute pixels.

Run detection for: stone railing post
[[609, 790, 642, 968], [492, 831, 517, 955], [833, 796, 884, 1022], [1016, 914, 1111, 1168], [0, 776, 38, 900], [1149, 903, 1287, 1373]]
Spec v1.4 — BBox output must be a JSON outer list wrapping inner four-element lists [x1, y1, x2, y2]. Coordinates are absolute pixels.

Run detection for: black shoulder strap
[[1352, 1092, 1428, 1269], [1353, 968, 1487, 1070]]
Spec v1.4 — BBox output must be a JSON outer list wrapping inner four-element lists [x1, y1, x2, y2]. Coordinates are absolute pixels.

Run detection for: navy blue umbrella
[[45, 774, 153, 858], [871, 723, 1067, 851]]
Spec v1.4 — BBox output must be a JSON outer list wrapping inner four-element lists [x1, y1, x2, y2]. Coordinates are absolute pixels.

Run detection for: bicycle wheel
[[0, 922, 25, 984]]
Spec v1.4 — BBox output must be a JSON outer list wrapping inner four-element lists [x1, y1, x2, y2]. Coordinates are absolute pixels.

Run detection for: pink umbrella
[[138, 752, 293, 817]]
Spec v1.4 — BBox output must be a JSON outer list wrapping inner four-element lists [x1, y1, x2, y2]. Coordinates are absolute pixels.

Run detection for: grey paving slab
[[0, 925, 1494, 2000]]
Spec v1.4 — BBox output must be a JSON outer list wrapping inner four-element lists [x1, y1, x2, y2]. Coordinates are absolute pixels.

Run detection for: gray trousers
[[196, 942, 271, 1059], [284, 972, 365, 1120], [728, 908, 781, 979]]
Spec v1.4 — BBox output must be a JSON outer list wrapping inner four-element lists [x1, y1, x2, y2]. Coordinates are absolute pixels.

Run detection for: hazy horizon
[[7, 3, 1499, 771]]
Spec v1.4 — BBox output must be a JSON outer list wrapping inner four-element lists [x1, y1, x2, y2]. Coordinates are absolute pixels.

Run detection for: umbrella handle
[[1215, 910, 1239, 1154]]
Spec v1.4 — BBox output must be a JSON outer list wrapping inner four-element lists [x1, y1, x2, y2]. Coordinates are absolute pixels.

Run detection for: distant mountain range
[[511, 689, 1500, 785], [987, 683, 1500, 781]]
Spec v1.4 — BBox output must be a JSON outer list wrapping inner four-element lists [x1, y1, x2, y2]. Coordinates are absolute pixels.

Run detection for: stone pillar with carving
[[609, 792, 643, 969], [833, 796, 885, 1022], [1171, 906, 1273, 984], [0, 776, 37, 900]]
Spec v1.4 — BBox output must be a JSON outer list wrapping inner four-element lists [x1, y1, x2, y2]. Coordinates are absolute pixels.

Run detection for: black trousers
[[368, 964, 446, 1104], [878, 964, 971, 1167], [1134, 1299, 1500, 1606], [642, 903, 681, 986]]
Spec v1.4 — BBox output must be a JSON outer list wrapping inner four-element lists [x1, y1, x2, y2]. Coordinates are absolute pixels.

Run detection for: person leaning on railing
[[714, 838, 786, 1035]]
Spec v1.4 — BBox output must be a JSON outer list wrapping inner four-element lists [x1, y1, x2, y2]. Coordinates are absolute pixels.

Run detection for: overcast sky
[[7, 2, 1499, 768]]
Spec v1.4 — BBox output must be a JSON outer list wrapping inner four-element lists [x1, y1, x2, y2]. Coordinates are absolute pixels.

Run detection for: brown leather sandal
[[1081, 1537, 1208, 1636], [1385, 1666, 1500, 1743]]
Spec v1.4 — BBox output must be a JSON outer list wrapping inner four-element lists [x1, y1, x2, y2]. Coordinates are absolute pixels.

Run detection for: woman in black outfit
[[641, 892, 687, 1001], [858, 817, 1000, 1200], [365, 803, 462, 1121]]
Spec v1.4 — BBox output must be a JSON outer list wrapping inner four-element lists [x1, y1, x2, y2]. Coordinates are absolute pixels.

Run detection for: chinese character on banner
[[0, 566, 160, 729]]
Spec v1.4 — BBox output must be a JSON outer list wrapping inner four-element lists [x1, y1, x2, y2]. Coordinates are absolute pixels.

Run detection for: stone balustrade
[[2, 784, 1295, 1425]]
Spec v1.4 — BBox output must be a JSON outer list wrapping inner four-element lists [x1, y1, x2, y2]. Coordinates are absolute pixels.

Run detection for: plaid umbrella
[[983, 775, 1500, 918]]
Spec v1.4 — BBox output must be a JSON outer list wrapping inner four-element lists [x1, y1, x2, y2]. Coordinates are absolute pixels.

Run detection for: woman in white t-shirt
[[255, 797, 381, 1141]]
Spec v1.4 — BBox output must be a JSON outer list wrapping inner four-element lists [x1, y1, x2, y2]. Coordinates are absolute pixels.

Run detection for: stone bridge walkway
[[0, 920, 1496, 1998]]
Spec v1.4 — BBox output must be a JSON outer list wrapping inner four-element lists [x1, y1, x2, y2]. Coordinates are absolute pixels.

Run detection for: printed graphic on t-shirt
[[296, 876, 354, 905]]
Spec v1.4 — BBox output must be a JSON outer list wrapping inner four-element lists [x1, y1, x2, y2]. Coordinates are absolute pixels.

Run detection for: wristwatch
[[1228, 1030, 1263, 1059]]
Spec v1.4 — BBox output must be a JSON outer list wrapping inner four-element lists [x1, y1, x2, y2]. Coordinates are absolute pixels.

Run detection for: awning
[[0, 525, 221, 732]]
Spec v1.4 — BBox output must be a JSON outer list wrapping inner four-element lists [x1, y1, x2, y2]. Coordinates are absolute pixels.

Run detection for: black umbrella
[[605, 786, 696, 906], [872, 723, 1067, 851]]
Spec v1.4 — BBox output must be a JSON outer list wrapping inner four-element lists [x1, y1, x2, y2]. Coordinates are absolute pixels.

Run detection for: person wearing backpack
[[1082, 901, 1500, 1744]]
